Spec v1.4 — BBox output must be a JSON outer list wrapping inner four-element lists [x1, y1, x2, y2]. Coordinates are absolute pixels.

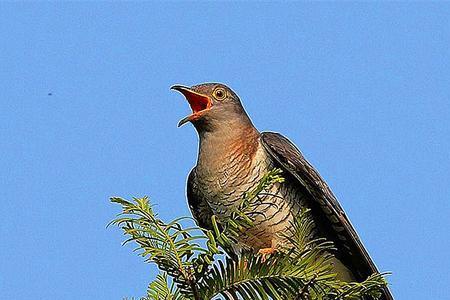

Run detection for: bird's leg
[[257, 240, 277, 262]]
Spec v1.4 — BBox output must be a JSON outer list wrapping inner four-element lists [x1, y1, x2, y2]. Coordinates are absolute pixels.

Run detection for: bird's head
[[171, 83, 252, 132]]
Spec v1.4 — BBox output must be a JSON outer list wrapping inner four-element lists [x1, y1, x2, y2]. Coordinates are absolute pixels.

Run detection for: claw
[[258, 247, 277, 262]]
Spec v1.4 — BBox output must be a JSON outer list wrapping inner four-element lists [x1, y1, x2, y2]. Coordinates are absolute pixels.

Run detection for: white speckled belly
[[195, 142, 306, 250]]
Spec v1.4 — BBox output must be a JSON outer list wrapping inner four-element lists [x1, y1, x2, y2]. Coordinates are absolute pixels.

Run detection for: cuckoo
[[172, 83, 393, 300]]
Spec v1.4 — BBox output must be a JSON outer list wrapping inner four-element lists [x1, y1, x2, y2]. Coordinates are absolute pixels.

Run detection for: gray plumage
[[172, 83, 393, 300]]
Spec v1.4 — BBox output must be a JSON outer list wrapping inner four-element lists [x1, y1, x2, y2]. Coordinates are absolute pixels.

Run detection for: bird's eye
[[214, 88, 226, 100]]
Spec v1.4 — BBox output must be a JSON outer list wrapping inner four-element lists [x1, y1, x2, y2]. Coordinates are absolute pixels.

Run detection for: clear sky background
[[1, 3, 449, 300]]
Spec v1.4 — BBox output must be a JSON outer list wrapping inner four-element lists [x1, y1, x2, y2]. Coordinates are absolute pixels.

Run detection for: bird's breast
[[195, 143, 267, 212], [194, 141, 306, 249]]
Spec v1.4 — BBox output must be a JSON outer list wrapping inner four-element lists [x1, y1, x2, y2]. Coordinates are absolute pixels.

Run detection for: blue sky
[[1, 3, 449, 299]]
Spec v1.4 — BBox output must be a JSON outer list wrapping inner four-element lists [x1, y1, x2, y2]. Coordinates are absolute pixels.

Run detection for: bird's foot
[[257, 247, 277, 262]]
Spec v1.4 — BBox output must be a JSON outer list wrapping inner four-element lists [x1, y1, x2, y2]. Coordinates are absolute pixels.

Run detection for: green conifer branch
[[110, 170, 389, 299]]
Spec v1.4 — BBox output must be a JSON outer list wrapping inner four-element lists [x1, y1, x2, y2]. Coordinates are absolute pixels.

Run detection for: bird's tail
[[380, 286, 395, 300]]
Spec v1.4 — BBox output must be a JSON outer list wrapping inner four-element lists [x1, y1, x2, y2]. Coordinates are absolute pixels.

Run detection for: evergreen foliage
[[110, 169, 388, 299]]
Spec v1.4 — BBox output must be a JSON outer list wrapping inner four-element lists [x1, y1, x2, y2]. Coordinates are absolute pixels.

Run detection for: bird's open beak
[[171, 85, 212, 127]]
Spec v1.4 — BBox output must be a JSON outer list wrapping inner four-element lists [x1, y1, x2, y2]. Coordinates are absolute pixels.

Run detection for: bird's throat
[[196, 125, 260, 176]]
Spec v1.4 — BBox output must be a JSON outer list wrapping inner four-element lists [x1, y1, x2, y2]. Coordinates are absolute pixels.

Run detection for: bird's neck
[[196, 122, 260, 175]]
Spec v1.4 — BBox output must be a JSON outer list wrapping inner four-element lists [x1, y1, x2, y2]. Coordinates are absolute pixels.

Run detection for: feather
[[261, 131, 393, 300]]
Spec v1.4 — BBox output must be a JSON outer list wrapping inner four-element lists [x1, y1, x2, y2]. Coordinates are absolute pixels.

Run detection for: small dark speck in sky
[[48, 93, 52, 96]]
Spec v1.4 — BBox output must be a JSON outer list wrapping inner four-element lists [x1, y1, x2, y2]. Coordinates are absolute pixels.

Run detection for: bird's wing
[[187, 168, 214, 230], [261, 132, 393, 299]]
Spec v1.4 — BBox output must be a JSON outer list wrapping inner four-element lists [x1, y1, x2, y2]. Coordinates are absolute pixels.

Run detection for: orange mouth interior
[[185, 91, 212, 114], [172, 85, 213, 127]]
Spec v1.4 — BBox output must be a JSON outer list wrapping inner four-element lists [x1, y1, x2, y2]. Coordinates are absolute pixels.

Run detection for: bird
[[172, 83, 393, 299]]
